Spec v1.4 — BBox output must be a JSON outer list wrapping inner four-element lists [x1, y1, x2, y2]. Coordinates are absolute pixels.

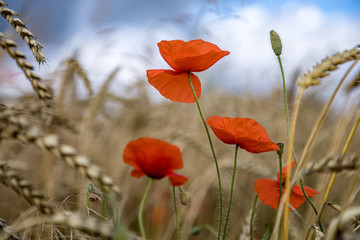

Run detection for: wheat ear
[[0, 1, 45, 63], [0, 109, 121, 197], [345, 70, 360, 92], [0, 33, 53, 106], [89, 67, 120, 120], [65, 58, 93, 96], [0, 217, 20, 240], [50, 212, 114, 239], [303, 154, 360, 175], [298, 48, 360, 89], [0, 163, 55, 215]]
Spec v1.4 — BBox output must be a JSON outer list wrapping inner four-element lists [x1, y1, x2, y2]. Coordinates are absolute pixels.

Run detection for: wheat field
[[1, 1, 360, 240]]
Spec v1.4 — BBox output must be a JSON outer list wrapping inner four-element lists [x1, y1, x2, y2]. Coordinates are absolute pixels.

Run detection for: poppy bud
[[179, 190, 191, 205], [190, 226, 203, 236], [270, 30, 282, 56]]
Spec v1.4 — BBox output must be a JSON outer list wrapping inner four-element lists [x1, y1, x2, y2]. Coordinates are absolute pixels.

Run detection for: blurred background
[[1, 0, 360, 239]]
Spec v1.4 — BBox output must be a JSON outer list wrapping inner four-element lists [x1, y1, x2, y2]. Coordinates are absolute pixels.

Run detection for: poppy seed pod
[[270, 30, 282, 56], [179, 190, 191, 205]]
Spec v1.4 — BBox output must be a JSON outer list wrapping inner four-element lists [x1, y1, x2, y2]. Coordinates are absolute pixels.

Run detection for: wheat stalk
[[0, 1, 45, 63], [0, 163, 55, 215], [0, 32, 53, 109], [0, 108, 121, 197]]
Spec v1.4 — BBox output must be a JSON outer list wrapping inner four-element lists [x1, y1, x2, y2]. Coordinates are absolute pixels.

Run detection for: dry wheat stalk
[[298, 48, 360, 90], [0, 32, 53, 108], [0, 217, 20, 240], [0, 1, 45, 63], [0, 109, 121, 197], [0, 163, 55, 215], [303, 155, 360, 175]]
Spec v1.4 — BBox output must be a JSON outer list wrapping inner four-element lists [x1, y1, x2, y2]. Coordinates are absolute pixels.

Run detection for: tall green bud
[[270, 30, 282, 56]]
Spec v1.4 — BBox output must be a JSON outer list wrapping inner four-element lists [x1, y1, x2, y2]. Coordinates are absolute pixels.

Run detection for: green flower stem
[[277, 149, 283, 210], [139, 178, 153, 240], [250, 194, 258, 240], [173, 187, 181, 240], [277, 55, 290, 136], [222, 145, 239, 239], [188, 72, 223, 240], [276, 55, 318, 217]]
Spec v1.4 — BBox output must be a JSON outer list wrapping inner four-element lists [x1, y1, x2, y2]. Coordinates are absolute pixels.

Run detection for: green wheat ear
[[270, 30, 282, 56]]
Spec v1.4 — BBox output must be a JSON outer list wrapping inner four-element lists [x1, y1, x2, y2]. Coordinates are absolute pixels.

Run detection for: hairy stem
[[223, 145, 239, 239], [139, 178, 153, 240], [173, 187, 181, 240], [250, 194, 258, 240], [188, 72, 223, 240]]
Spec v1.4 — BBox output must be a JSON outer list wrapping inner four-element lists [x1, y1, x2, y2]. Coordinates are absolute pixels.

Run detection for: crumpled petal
[[254, 179, 280, 209], [167, 172, 188, 186], [123, 138, 186, 183], [158, 39, 230, 72], [206, 116, 280, 153], [147, 69, 201, 103], [289, 185, 318, 209]]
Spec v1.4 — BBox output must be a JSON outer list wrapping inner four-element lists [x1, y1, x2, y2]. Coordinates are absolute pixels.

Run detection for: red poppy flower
[[254, 161, 319, 209], [147, 39, 229, 103], [206, 116, 280, 153], [123, 137, 188, 186]]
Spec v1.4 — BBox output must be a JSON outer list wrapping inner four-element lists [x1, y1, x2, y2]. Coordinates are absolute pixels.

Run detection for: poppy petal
[[277, 161, 296, 181], [254, 179, 280, 209], [289, 185, 319, 209], [158, 39, 229, 72], [206, 116, 280, 153], [131, 169, 145, 178], [292, 184, 319, 198], [167, 172, 188, 186], [147, 69, 201, 103], [123, 137, 184, 179]]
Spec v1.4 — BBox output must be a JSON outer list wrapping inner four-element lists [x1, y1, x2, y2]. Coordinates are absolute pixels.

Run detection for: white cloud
[[201, 3, 360, 94], [34, 2, 360, 101]]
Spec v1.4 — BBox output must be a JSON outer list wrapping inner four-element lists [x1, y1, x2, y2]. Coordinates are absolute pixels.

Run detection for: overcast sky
[[1, 0, 360, 99]]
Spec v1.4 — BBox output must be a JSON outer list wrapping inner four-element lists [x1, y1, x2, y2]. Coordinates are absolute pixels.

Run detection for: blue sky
[[1, 0, 360, 99]]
